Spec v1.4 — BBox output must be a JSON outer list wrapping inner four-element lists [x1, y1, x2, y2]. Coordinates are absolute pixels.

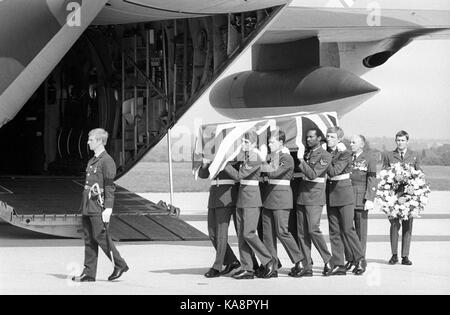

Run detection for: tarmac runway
[[1, 192, 450, 295]]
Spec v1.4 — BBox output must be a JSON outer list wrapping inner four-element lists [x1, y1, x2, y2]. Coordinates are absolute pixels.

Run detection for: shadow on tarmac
[[150, 268, 207, 276]]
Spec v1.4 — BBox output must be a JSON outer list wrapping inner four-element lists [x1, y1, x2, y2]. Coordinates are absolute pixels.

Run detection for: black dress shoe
[[345, 261, 355, 271], [221, 261, 241, 275], [389, 254, 399, 265], [401, 257, 413, 265], [255, 264, 265, 278], [269, 271, 278, 278], [204, 268, 221, 278], [324, 265, 347, 277], [288, 262, 302, 276], [72, 274, 95, 282], [353, 259, 367, 275], [262, 258, 277, 278], [292, 268, 313, 278], [232, 270, 254, 280], [322, 263, 331, 276], [108, 266, 129, 281]]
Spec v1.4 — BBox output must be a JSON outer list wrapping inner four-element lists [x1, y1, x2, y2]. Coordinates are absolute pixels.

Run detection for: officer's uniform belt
[[268, 179, 291, 186], [210, 179, 237, 186], [330, 173, 350, 181], [84, 184, 104, 192], [303, 177, 326, 183], [240, 180, 259, 186]]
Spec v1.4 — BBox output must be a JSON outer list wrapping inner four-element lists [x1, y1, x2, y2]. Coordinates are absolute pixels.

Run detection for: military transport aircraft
[[0, 0, 449, 240]]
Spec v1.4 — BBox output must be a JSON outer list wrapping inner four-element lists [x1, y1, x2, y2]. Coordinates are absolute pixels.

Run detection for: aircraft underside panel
[[0, 0, 109, 128]]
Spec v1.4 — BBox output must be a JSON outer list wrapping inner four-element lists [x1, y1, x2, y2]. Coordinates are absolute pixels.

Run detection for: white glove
[[337, 142, 347, 152], [364, 200, 374, 211], [202, 158, 212, 164], [297, 146, 305, 160], [102, 208, 113, 223], [281, 147, 290, 154]]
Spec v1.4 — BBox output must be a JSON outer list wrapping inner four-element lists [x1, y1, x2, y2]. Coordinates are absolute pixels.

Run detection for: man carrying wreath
[[382, 130, 422, 266]]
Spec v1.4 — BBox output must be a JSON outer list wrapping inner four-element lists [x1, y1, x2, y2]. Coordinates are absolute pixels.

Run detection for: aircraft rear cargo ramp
[[0, 177, 208, 241]]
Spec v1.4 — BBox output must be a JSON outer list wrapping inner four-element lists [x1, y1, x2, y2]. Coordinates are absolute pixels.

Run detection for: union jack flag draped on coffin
[[192, 112, 339, 180]]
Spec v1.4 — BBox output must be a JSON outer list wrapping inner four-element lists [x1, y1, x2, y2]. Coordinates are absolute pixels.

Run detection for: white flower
[[420, 196, 429, 205], [410, 200, 419, 208], [384, 184, 391, 190], [416, 179, 425, 186], [379, 170, 388, 178]]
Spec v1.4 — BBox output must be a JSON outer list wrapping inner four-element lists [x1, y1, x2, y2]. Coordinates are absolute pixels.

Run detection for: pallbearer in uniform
[[294, 128, 332, 277], [382, 130, 421, 266], [344, 135, 377, 271], [325, 127, 366, 276], [224, 131, 277, 280], [260, 130, 305, 277], [198, 159, 241, 278], [72, 128, 128, 282]]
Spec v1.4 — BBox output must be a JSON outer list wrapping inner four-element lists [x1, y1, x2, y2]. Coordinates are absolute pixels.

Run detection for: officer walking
[[260, 130, 305, 277], [344, 135, 377, 271], [382, 130, 421, 266], [72, 128, 128, 282], [198, 159, 241, 278], [224, 131, 277, 280], [294, 128, 332, 277], [324, 127, 366, 276]]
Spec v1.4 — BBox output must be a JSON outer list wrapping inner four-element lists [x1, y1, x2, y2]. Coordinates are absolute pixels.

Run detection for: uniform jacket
[[382, 149, 421, 171], [297, 146, 331, 206], [261, 151, 294, 210], [224, 151, 262, 208], [350, 151, 378, 209], [81, 151, 116, 216], [198, 165, 239, 209], [326, 149, 354, 207]]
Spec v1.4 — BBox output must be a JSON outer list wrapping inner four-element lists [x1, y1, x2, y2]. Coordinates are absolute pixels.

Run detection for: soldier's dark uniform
[[344, 151, 377, 260], [261, 150, 304, 268], [382, 149, 421, 259], [326, 148, 364, 267], [80, 151, 127, 279], [296, 146, 332, 269], [198, 165, 240, 272], [224, 152, 274, 272]]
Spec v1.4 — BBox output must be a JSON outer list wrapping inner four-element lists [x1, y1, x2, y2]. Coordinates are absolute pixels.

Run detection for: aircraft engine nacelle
[[210, 66, 379, 119]]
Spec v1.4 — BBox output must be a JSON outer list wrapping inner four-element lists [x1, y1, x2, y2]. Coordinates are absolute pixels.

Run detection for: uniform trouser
[[236, 208, 273, 271], [207, 207, 239, 270], [262, 209, 304, 265], [296, 205, 332, 268], [344, 209, 368, 260], [82, 216, 127, 278], [389, 217, 414, 257], [327, 205, 364, 267]]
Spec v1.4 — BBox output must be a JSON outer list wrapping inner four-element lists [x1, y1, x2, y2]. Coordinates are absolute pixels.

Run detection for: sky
[[340, 39, 450, 140], [173, 39, 450, 142]]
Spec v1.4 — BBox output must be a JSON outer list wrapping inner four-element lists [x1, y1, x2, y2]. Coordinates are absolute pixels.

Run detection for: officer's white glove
[[102, 208, 113, 223], [337, 142, 347, 152], [202, 157, 212, 164], [364, 200, 374, 211], [297, 146, 305, 160], [281, 147, 290, 154]]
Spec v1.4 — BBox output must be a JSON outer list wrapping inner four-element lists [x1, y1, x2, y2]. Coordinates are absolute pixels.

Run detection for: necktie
[[400, 152, 404, 160]]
